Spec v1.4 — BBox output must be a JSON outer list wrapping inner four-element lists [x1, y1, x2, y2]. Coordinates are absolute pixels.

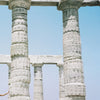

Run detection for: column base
[[8, 96, 30, 100], [65, 96, 85, 100], [60, 98, 65, 100]]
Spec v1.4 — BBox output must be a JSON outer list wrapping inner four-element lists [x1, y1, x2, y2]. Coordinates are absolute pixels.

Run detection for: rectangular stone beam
[[0, 55, 11, 64], [0, 0, 58, 6], [29, 55, 63, 65], [0, 0, 8, 5], [31, 0, 59, 6], [82, 0, 100, 6], [0, 55, 63, 65], [0, 0, 100, 6]]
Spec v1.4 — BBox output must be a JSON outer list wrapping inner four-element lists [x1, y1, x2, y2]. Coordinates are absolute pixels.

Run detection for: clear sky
[[0, 5, 100, 100]]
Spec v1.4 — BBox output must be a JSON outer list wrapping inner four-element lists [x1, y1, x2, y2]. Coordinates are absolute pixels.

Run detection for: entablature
[[0, 0, 100, 6], [0, 55, 63, 66]]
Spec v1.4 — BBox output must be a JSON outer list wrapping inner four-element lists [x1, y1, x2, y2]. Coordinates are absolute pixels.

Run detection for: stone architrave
[[0, 0, 100, 6], [58, 0, 86, 100], [33, 63, 43, 100], [8, 0, 31, 100]]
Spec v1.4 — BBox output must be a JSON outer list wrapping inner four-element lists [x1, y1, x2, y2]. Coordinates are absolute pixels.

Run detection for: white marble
[[58, 0, 86, 99], [0, 0, 99, 99], [8, 0, 31, 99], [57, 64, 65, 100], [33, 64, 43, 100], [0, 55, 63, 65]]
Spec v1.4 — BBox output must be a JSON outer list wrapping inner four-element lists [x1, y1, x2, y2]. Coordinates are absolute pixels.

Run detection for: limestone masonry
[[0, 0, 100, 6], [0, 0, 99, 100]]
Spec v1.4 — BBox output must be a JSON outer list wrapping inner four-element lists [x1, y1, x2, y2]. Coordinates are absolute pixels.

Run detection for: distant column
[[8, 0, 31, 100], [57, 64, 65, 100], [33, 64, 43, 100], [8, 64, 11, 85], [7, 64, 11, 99], [58, 0, 86, 100]]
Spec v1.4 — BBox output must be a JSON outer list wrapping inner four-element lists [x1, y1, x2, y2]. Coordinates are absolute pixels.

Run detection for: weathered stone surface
[[0, 0, 96, 99], [8, 0, 31, 99], [9, 0, 31, 9], [65, 96, 85, 100], [30, 55, 63, 65], [0, 55, 11, 64], [57, 64, 65, 100], [82, 0, 100, 6], [33, 64, 43, 100], [65, 83, 85, 96], [0, 55, 63, 65], [8, 96, 30, 100], [0, 0, 100, 6], [59, 2, 86, 100]]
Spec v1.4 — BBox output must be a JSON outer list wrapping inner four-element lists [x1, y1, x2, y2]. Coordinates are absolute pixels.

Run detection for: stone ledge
[[82, 0, 100, 6], [0, 0, 8, 5], [0, 55, 63, 66], [0, 0, 58, 6], [0, 0, 100, 6]]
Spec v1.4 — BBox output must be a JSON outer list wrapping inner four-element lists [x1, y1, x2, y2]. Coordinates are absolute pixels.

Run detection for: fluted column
[[33, 64, 43, 100], [57, 64, 65, 100], [58, 1, 86, 100], [8, 0, 31, 100]]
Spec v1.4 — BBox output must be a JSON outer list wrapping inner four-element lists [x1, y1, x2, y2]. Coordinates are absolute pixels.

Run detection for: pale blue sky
[[0, 5, 100, 100]]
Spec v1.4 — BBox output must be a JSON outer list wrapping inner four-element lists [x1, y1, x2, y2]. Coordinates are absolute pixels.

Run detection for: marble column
[[7, 64, 11, 85], [57, 64, 65, 100], [8, 0, 31, 100], [7, 64, 11, 98], [8, 64, 11, 90], [58, 1, 86, 100], [33, 64, 43, 100]]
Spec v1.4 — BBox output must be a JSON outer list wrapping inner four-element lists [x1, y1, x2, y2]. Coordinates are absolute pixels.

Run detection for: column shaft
[[8, 1, 31, 99], [59, 66, 65, 100], [63, 7, 86, 100], [8, 64, 11, 99], [34, 66, 43, 100]]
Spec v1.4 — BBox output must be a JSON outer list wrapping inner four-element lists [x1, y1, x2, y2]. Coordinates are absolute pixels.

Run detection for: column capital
[[9, 0, 31, 10], [32, 63, 43, 67], [57, 63, 63, 67], [58, 0, 83, 10], [7, 63, 11, 68]]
